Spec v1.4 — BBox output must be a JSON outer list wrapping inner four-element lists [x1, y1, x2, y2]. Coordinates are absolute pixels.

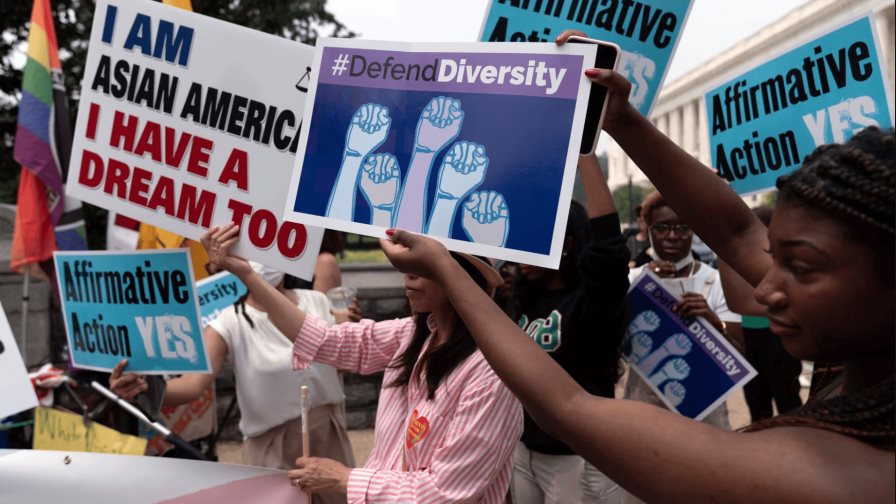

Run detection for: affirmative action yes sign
[[54, 249, 209, 374], [66, 0, 323, 277], [481, 0, 693, 115], [706, 15, 894, 195]]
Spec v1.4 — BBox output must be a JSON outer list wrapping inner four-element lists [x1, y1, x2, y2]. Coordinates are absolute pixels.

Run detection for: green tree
[[0, 0, 353, 246], [613, 180, 654, 226]]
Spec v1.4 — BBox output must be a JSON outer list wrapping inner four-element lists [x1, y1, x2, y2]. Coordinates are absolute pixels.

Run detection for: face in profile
[[648, 206, 694, 263], [754, 200, 895, 362], [404, 274, 449, 314]]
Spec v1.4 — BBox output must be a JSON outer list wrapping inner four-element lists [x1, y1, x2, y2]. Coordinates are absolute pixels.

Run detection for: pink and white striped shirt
[[293, 314, 522, 504]]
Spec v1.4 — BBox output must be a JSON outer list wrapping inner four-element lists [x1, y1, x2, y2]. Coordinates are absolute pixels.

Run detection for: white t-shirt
[[629, 261, 741, 324], [209, 289, 344, 438]]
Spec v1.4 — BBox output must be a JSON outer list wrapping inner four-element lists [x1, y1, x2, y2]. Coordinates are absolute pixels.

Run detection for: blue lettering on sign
[[123, 12, 194, 67]]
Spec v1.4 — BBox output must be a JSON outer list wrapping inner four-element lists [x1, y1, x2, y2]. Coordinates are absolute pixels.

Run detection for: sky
[[325, 0, 810, 152], [326, 0, 811, 83]]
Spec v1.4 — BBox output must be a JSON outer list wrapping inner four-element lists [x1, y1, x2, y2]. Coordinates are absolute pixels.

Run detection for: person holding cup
[[326, 286, 358, 324]]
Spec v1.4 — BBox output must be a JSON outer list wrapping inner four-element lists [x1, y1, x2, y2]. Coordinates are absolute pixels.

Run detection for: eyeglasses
[[649, 223, 692, 237]]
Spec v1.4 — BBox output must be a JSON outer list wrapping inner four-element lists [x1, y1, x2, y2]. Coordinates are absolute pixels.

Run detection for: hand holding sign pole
[[301, 385, 312, 503]]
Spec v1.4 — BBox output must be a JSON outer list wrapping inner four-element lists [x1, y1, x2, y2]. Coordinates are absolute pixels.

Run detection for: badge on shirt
[[406, 409, 430, 449]]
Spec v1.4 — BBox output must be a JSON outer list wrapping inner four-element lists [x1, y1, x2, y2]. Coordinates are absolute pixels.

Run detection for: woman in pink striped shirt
[[203, 223, 522, 504]]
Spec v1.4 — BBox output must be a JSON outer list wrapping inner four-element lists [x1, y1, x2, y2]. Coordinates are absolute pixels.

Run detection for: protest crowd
[[0, 0, 893, 503]]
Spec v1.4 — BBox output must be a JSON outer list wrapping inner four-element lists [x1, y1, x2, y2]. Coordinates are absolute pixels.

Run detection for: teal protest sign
[[480, 0, 693, 115], [706, 15, 894, 195], [196, 271, 246, 328], [54, 249, 209, 374]]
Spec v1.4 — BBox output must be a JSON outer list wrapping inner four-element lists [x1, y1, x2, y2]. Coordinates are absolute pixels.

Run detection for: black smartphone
[[567, 36, 620, 155]]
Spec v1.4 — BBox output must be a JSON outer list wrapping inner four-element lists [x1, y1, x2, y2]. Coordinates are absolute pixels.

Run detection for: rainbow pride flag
[[12, 0, 86, 270]]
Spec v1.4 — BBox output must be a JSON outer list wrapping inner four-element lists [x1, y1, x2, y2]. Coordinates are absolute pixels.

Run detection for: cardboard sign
[[32, 406, 148, 455], [65, 0, 324, 277], [196, 271, 246, 328], [0, 302, 39, 419], [54, 249, 209, 374], [480, 0, 693, 116], [706, 14, 895, 195], [283, 38, 595, 267], [626, 270, 756, 420], [143, 386, 215, 456]]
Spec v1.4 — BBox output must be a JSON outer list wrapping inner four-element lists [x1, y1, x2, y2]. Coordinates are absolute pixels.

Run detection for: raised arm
[[718, 258, 767, 316], [556, 30, 771, 286], [578, 153, 616, 219], [203, 223, 307, 341], [312, 252, 342, 293], [379, 231, 894, 503]]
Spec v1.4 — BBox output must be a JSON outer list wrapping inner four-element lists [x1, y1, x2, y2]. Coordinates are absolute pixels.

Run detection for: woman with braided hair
[[374, 29, 894, 503]]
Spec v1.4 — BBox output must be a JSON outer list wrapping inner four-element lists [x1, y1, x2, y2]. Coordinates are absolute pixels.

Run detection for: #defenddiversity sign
[[65, 0, 324, 277], [54, 249, 209, 374], [284, 38, 596, 267], [626, 271, 756, 420], [706, 15, 894, 195]]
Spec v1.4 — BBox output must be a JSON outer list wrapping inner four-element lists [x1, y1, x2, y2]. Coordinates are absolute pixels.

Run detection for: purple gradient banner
[[319, 47, 583, 100]]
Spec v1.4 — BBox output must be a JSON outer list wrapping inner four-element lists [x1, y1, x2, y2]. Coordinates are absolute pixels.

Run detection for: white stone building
[[606, 0, 896, 211]]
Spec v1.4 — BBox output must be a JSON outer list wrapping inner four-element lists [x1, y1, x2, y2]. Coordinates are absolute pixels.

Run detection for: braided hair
[[776, 126, 895, 246], [234, 292, 255, 329], [746, 127, 895, 449]]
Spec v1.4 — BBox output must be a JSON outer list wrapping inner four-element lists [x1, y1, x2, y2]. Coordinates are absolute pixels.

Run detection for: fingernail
[[585, 68, 600, 77], [385, 229, 395, 236]]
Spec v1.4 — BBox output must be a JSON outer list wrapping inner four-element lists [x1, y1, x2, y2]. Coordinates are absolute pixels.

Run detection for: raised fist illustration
[[415, 96, 463, 153], [629, 310, 661, 336], [461, 190, 509, 247], [436, 142, 489, 200], [628, 331, 653, 364], [639, 333, 693, 375], [346, 103, 391, 157], [663, 380, 687, 407], [649, 357, 691, 387], [359, 154, 401, 227]]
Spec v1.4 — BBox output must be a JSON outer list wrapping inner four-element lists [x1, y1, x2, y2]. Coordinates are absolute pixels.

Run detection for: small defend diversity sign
[[705, 14, 894, 195], [625, 271, 756, 420], [65, 0, 324, 277], [196, 271, 246, 328], [54, 249, 209, 374], [284, 38, 596, 267]]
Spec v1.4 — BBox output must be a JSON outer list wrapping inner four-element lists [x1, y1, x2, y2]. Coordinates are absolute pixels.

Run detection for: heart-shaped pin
[[406, 409, 430, 449]]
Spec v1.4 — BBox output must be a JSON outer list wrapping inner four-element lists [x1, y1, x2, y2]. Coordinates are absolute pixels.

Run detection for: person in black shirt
[[505, 154, 630, 503]]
